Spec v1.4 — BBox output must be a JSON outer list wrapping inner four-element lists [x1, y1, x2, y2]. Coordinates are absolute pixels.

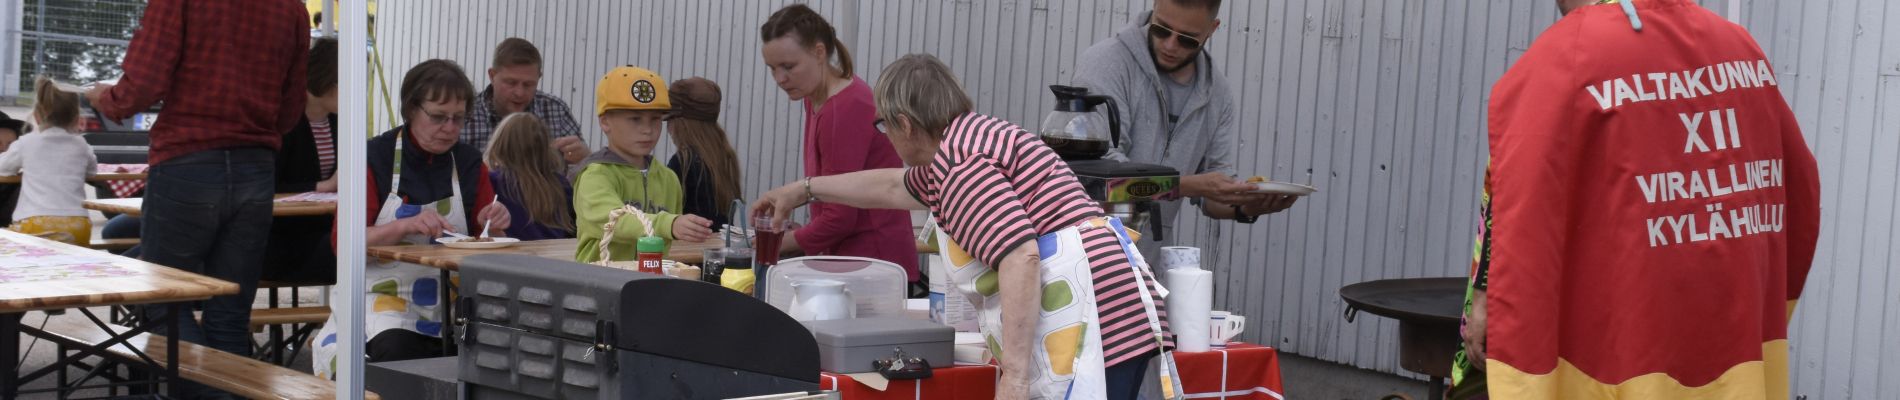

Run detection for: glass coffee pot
[[1040, 85, 1124, 161]]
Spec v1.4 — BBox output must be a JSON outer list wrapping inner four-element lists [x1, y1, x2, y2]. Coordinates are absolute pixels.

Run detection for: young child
[[663, 77, 743, 229], [0, 111, 29, 223], [0, 77, 98, 245], [573, 66, 713, 263], [486, 112, 576, 240]]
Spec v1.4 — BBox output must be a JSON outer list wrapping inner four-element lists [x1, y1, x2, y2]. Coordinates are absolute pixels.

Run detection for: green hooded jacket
[[573, 149, 683, 263]]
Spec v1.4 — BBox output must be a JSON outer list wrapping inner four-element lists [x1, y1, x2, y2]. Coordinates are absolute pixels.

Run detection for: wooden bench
[[23, 318, 377, 400], [249, 306, 329, 331], [249, 306, 328, 366], [179, 306, 331, 366], [87, 237, 140, 250], [252, 281, 330, 367]]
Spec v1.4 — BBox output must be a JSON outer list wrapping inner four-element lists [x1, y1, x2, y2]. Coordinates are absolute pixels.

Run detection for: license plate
[[134, 113, 159, 131]]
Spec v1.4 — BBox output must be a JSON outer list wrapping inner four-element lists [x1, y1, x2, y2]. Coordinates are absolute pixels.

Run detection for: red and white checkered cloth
[[99, 164, 148, 198]]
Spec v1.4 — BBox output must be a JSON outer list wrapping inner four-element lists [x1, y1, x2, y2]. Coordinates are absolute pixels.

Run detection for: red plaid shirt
[[92, 0, 309, 166]]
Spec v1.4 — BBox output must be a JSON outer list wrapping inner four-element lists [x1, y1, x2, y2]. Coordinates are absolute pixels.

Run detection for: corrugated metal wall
[[374, 0, 1893, 395], [1745, 0, 1900, 398]]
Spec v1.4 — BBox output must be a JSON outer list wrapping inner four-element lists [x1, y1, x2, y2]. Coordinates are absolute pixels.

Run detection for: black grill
[[459, 254, 820, 399]]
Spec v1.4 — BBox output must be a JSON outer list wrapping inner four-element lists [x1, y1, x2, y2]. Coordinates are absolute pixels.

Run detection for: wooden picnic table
[[0, 172, 147, 184], [367, 233, 938, 271], [82, 194, 338, 217], [0, 229, 237, 312], [366, 238, 719, 271], [0, 228, 237, 398]]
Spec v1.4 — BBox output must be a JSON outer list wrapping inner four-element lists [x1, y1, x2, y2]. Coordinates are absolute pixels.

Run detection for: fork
[[481, 195, 498, 239]]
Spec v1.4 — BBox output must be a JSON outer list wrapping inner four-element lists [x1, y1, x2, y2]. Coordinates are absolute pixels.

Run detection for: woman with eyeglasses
[[312, 59, 513, 378], [754, 54, 1176, 400]]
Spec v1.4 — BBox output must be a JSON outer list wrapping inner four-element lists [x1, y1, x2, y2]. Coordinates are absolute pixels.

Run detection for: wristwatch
[[1232, 204, 1256, 224]]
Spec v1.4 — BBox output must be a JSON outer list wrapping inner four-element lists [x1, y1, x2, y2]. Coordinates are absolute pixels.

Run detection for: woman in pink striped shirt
[[754, 54, 1174, 400]]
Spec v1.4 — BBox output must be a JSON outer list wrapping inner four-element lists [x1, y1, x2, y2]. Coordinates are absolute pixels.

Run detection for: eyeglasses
[[422, 110, 467, 126], [873, 118, 889, 134], [1147, 21, 1206, 50]]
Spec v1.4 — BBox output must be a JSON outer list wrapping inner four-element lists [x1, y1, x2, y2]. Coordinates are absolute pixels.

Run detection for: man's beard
[[1150, 41, 1200, 74]]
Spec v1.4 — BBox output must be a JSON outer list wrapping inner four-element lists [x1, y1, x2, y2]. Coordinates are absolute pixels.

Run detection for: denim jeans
[[1105, 352, 1156, 400], [100, 214, 142, 256], [101, 214, 141, 238], [137, 148, 274, 399]]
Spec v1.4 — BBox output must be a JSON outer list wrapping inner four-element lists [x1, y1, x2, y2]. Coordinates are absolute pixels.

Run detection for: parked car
[[78, 97, 157, 165]]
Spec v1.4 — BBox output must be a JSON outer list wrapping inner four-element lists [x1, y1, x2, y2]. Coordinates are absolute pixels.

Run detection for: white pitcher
[[789, 279, 855, 321]]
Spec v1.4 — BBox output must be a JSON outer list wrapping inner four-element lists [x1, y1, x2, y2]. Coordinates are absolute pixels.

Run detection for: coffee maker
[[1040, 85, 1180, 242]]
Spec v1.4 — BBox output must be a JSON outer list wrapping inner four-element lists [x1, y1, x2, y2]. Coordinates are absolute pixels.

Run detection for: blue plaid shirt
[[460, 86, 585, 152]]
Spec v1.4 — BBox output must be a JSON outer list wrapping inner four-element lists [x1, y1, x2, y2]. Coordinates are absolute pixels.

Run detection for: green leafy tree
[[17, 0, 145, 89]]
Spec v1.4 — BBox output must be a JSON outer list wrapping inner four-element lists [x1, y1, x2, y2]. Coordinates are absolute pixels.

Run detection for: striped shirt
[[310, 117, 337, 178], [905, 113, 1170, 366]]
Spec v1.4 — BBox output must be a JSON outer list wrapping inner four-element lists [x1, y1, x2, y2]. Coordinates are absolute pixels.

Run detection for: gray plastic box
[[802, 318, 954, 374]]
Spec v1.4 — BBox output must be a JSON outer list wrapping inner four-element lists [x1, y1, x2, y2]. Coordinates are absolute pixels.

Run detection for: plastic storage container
[[763, 256, 907, 319], [803, 318, 954, 374]]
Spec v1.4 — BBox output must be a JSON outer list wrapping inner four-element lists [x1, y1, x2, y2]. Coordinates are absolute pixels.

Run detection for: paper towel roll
[[1164, 268, 1213, 352], [953, 344, 993, 365], [1159, 246, 1201, 270]]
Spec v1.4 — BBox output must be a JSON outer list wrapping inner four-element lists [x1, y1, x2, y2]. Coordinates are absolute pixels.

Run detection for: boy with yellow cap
[[574, 66, 714, 263]]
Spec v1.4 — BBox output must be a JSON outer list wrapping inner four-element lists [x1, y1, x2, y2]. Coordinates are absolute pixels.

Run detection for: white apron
[[314, 132, 468, 379], [936, 217, 1182, 399]]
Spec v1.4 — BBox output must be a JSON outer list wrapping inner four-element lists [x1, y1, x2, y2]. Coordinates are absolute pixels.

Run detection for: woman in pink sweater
[[759, 4, 919, 288]]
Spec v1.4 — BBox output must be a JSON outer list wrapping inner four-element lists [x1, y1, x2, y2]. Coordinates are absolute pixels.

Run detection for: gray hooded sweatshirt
[[1071, 10, 1241, 255]]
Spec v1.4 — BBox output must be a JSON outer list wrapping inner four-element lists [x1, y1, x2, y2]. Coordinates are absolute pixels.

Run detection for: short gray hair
[[873, 54, 972, 139]]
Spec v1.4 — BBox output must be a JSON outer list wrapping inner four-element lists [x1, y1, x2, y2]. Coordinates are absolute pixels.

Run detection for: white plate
[[1251, 181, 1319, 196], [435, 236, 521, 249]]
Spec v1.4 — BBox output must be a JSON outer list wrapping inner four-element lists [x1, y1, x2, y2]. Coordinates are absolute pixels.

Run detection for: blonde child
[[0, 77, 98, 245], [573, 66, 714, 263], [486, 112, 576, 240]]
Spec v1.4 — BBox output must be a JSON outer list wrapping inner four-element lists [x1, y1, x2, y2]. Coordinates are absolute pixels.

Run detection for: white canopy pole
[[336, 0, 367, 398], [321, 0, 335, 37]]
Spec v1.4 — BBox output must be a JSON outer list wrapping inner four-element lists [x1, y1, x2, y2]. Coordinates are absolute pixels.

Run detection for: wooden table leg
[[167, 303, 181, 399], [440, 269, 454, 355]]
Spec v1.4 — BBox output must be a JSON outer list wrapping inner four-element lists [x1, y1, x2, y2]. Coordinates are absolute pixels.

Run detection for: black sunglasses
[[1147, 21, 1206, 50]]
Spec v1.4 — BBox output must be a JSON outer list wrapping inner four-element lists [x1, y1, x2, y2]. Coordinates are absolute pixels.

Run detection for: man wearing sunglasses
[[1071, 0, 1295, 258]]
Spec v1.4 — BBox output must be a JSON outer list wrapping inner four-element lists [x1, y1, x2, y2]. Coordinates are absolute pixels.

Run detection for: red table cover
[[819, 343, 1284, 400], [100, 163, 147, 198]]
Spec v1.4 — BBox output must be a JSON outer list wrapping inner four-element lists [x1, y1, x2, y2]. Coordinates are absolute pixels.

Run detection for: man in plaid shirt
[[462, 38, 589, 165], [87, 2, 307, 397]]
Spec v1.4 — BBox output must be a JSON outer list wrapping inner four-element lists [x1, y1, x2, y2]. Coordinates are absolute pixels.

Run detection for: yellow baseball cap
[[595, 65, 671, 116]]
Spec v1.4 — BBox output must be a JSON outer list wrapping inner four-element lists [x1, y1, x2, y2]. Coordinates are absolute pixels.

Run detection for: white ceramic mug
[[1210, 311, 1246, 348]]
